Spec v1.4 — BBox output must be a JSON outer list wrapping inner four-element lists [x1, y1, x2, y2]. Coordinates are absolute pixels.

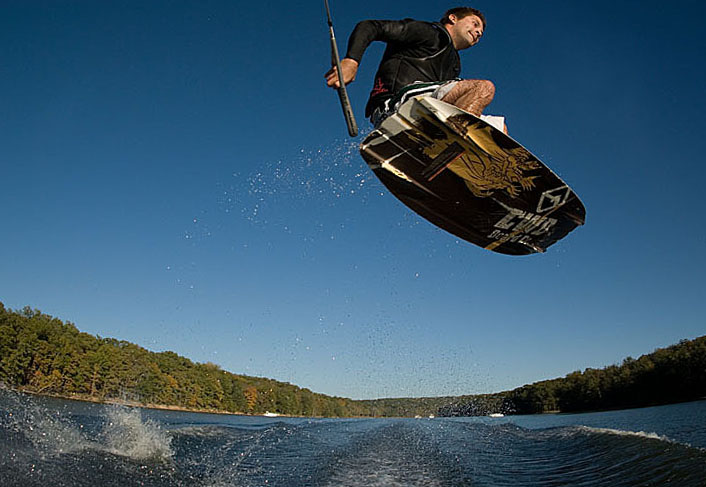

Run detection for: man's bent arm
[[326, 19, 432, 89], [345, 19, 430, 63]]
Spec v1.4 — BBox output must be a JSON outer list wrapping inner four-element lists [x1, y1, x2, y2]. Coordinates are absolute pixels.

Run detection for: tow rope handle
[[325, 0, 358, 137]]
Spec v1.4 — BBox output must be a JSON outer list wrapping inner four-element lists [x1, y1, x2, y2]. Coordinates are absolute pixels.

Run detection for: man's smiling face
[[446, 14, 484, 50]]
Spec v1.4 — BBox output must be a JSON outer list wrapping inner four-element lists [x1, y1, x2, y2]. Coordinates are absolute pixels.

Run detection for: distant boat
[[263, 411, 279, 417], [428, 414, 435, 419], [488, 413, 504, 418]]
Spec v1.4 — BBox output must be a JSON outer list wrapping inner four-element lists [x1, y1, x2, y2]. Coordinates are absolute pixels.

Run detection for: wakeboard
[[359, 96, 585, 255]]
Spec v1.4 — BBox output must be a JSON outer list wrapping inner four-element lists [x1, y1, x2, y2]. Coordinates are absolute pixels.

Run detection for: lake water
[[1, 390, 705, 486]]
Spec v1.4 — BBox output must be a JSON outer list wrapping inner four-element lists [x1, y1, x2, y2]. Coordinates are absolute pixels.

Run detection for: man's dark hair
[[440, 7, 486, 29]]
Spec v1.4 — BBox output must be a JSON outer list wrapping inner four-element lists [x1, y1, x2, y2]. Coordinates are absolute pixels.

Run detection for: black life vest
[[365, 22, 460, 117]]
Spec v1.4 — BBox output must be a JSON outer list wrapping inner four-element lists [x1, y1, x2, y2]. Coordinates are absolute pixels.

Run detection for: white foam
[[577, 425, 678, 444], [6, 394, 173, 463], [101, 406, 173, 462]]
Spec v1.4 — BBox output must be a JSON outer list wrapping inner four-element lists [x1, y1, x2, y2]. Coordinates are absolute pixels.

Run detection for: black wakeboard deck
[[359, 96, 585, 255]]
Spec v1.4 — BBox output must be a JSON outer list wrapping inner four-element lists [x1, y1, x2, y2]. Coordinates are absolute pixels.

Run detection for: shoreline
[[6, 387, 705, 420], [12, 388, 301, 418]]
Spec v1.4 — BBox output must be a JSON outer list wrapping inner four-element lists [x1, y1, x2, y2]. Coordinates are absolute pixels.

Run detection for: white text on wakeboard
[[489, 207, 557, 242]]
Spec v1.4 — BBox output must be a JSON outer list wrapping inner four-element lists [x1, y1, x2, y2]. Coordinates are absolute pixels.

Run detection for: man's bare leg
[[441, 79, 507, 133], [441, 79, 496, 117]]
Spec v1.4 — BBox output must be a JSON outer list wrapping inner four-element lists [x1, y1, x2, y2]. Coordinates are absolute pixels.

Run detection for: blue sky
[[1, 0, 705, 400]]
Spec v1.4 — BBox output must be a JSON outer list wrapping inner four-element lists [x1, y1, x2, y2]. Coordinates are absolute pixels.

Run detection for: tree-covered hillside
[[440, 336, 706, 416], [0, 303, 368, 417]]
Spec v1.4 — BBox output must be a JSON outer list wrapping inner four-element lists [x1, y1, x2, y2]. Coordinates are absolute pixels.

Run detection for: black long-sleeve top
[[345, 19, 461, 117]]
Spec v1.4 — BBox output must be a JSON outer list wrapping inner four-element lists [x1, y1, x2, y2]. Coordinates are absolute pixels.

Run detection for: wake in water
[[1, 391, 175, 486], [3, 394, 172, 462], [2, 392, 706, 487]]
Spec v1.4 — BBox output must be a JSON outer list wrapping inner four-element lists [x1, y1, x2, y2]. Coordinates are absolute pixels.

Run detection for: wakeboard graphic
[[359, 96, 585, 255]]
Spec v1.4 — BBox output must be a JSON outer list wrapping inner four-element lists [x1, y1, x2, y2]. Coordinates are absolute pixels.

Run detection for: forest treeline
[[439, 335, 706, 416], [0, 304, 369, 417], [1, 303, 704, 417]]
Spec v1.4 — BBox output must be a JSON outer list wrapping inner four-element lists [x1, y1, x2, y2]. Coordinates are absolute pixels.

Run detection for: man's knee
[[441, 79, 497, 115], [456, 79, 495, 99], [476, 79, 495, 98]]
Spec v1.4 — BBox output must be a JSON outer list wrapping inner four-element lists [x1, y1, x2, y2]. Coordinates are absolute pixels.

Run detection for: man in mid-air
[[325, 6, 506, 132]]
